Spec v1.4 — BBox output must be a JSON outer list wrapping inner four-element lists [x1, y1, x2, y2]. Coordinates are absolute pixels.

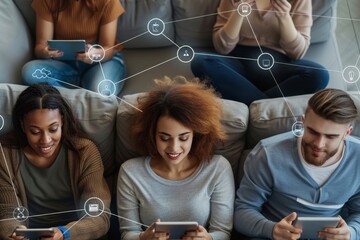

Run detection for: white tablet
[[14, 228, 55, 238], [155, 221, 198, 239], [293, 216, 340, 239], [48, 39, 86, 60]]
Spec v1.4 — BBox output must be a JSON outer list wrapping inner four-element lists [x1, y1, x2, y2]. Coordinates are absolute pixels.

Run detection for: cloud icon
[[32, 68, 51, 79]]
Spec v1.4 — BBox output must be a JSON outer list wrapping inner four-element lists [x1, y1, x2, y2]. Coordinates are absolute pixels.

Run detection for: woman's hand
[[182, 225, 212, 240], [42, 46, 63, 59], [10, 225, 26, 240], [140, 220, 169, 240], [271, 0, 291, 18]]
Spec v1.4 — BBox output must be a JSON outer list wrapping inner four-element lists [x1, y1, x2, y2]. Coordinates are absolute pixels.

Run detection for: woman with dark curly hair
[[117, 77, 235, 240], [0, 83, 110, 239]]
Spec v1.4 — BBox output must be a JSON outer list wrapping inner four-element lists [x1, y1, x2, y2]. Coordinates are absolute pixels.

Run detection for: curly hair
[[131, 76, 226, 163]]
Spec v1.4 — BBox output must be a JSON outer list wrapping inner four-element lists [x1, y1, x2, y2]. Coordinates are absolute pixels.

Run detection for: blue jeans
[[191, 45, 329, 106], [22, 52, 126, 96]]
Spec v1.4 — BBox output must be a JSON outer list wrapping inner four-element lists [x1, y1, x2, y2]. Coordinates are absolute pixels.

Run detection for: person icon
[[101, 84, 112, 96], [183, 50, 190, 57]]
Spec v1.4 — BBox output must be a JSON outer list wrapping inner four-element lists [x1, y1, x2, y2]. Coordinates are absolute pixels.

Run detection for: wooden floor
[[336, 0, 360, 90]]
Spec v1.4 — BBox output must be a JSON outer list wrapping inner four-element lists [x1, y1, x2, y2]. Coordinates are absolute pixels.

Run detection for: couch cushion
[[116, 92, 249, 177], [247, 94, 312, 149], [247, 91, 360, 149], [117, 0, 175, 48], [0, 0, 33, 84], [0, 84, 118, 177], [172, 0, 220, 47], [12, 0, 36, 37], [310, 0, 337, 44]]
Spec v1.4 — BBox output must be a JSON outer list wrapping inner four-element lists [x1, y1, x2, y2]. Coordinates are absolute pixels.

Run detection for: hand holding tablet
[[155, 221, 198, 239], [13, 227, 55, 239], [48, 40, 86, 61], [293, 216, 340, 239]]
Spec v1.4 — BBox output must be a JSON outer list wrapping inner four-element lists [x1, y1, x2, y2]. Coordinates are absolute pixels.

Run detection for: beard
[[301, 141, 340, 166]]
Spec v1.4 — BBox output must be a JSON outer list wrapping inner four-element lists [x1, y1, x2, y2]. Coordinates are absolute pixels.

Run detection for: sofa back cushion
[[0, 84, 118, 177], [117, 0, 175, 48], [247, 91, 360, 149], [172, 0, 220, 48], [9, 0, 336, 49], [116, 92, 249, 177], [310, 0, 337, 44], [0, 0, 33, 85]]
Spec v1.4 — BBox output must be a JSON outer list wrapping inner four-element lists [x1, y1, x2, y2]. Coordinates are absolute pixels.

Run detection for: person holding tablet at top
[[22, 0, 126, 96], [234, 88, 360, 240], [117, 77, 235, 240], [0, 83, 110, 239], [191, 0, 329, 106]]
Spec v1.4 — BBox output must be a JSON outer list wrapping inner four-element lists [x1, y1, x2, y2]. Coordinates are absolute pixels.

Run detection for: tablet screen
[[48, 40, 86, 61], [155, 221, 198, 239], [15, 228, 55, 238], [293, 217, 340, 239]]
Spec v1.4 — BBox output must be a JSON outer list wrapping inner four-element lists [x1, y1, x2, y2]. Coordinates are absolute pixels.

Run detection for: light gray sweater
[[117, 155, 235, 240]]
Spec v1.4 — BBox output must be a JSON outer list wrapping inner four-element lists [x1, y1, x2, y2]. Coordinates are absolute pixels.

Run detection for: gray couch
[[0, 0, 345, 93], [0, 0, 356, 237]]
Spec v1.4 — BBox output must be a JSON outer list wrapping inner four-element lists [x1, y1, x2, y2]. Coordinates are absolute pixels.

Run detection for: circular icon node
[[292, 121, 304, 137], [147, 18, 165, 36], [257, 53, 275, 70], [84, 197, 105, 217], [13, 206, 29, 222], [98, 79, 116, 97], [342, 65, 360, 84], [177, 45, 195, 63], [0, 115, 4, 131], [237, 2, 252, 16], [88, 44, 105, 63]]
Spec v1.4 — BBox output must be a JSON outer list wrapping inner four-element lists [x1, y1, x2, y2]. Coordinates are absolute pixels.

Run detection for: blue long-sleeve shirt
[[235, 132, 360, 239]]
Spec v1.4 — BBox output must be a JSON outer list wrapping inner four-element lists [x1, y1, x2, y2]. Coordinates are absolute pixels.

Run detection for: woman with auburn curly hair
[[117, 77, 235, 240]]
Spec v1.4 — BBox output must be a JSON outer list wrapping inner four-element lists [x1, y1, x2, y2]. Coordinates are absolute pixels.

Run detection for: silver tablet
[[48, 39, 86, 60], [293, 216, 340, 239], [14, 228, 55, 238], [155, 221, 198, 239]]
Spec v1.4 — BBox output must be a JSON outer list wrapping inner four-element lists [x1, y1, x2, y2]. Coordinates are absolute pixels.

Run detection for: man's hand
[[272, 212, 302, 240], [318, 216, 351, 240]]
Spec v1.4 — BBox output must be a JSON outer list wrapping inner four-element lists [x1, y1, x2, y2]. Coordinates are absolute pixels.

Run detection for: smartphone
[[293, 216, 340, 239], [14, 228, 55, 239], [155, 221, 198, 239]]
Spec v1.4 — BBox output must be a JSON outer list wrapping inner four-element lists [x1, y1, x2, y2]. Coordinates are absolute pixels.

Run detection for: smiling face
[[155, 116, 193, 167], [301, 109, 352, 166], [22, 108, 63, 166]]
